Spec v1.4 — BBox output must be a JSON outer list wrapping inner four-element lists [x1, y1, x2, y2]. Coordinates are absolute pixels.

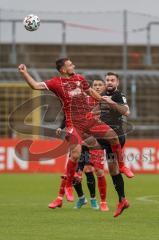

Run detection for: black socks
[[85, 172, 96, 198], [112, 173, 125, 202], [73, 171, 96, 198]]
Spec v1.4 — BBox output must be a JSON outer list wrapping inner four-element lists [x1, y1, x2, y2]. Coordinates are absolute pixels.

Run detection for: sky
[[1, 0, 159, 44], [0, 0, 159, 14]]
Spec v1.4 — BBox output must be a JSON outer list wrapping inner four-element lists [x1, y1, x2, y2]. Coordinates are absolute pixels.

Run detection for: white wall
[[0, 0, 159, 44]]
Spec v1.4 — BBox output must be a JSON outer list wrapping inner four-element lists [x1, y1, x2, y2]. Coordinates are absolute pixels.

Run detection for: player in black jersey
[[98, 72, 134, 179], [72, 76, 133, 216], [93, 73, 133, 217], [89, 75, 133, 217]]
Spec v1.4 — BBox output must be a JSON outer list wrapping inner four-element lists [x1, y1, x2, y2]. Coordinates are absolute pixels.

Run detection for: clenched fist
[[18, 64, 27, 73]]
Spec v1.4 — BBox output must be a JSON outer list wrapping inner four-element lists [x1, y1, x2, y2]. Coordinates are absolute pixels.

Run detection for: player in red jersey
[[85, 80, 108, 211], [18, 58, 129, 217], [48, 131, 99, 210], [65, 80, 108, 211], [48, 80, 108, 212]]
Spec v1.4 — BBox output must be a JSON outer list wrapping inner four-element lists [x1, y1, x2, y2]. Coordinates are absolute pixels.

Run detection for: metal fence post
[[60, 21, 67, 58], [123, 9, 128, 95], [131, 77, 137, 118], [146, 23, 152, 66], [10, 20, 17, 64]]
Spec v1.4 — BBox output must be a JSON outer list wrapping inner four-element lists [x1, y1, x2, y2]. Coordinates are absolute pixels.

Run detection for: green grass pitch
[[0, 174, 159, 240]]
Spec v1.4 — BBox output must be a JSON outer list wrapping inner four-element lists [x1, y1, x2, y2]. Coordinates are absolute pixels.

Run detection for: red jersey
[[44, 74, 91, 127], [87, 96, 104, 169], [86, 96, 99, 110]]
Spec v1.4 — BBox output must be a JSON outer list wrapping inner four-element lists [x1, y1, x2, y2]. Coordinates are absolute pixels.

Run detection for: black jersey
[[100, 89, 127, 136]]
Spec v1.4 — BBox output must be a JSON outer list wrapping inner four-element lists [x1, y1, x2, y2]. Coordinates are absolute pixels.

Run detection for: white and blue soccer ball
[[23, 14, 40, 31]]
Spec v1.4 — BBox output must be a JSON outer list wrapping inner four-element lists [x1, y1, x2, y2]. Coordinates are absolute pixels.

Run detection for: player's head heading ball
[[56, 58, 75, 76]]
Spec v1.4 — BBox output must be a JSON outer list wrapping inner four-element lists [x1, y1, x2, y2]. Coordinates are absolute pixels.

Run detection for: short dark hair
[[93, 79, 105, 83], [92, 79, 105, 87], [106, 72, 119, 79], [56, 58, 69, 72]]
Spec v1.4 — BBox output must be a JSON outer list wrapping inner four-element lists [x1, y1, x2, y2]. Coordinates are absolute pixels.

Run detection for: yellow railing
[[0, 83, 41, 138]]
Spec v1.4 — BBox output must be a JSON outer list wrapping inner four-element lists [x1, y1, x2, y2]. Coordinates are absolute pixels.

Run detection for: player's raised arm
[[18, 64, 46, 90]]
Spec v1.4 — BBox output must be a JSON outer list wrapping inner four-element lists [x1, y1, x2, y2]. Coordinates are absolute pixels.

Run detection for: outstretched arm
[[102, 96, 130, 116], [18, 64, 46, 90], [86, 87, 103, 101]]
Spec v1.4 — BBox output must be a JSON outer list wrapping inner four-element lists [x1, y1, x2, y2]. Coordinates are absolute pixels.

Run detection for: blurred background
[[0, 2, 159, 240], [0, 0, 159, 173]]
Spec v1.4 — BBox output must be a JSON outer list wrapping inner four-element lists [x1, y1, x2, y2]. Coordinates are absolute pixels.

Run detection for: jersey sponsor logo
[[69, 87, 82, 97]]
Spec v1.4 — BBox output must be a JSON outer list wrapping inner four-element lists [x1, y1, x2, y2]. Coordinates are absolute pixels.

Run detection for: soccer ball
[[23, 14, 40, 31]]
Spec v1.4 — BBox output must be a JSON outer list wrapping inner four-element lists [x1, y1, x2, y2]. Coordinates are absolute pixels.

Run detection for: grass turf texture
[[0, 174, 159, 240]]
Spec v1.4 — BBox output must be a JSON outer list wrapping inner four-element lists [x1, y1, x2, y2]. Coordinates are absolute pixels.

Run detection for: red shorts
[[89, 149, 105, 170], [65, 118, 111, 145]]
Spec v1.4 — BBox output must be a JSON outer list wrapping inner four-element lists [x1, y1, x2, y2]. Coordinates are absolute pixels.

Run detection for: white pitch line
[[0, 203, 44, 207], [136, 195, 159, 204]]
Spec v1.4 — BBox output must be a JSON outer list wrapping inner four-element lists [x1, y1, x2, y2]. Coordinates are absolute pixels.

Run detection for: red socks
[[58, 176, 67, 197], [65, 160, 77, 187], [97, 175, 107, 202], [118, 148, 125, 169], [111, 143, 124, 168]]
